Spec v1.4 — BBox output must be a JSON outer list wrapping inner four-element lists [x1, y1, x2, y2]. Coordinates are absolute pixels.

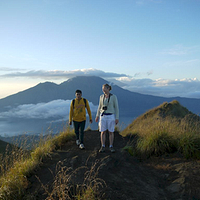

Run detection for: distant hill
[[137, 100, 193, 120], [121, 100, 200, 136], [1, 76, 200, 119]]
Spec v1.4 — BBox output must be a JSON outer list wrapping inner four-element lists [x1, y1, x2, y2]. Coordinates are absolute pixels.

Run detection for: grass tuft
[[136, 131, 176, 158], [178, 133, 200, 159]]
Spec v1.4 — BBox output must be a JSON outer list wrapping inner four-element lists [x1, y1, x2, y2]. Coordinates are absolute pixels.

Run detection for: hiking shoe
[[76, 140, 80, 146], [109, 147, 115, 153], [99, 146, 105, 153], [79, 143, 85, 149]]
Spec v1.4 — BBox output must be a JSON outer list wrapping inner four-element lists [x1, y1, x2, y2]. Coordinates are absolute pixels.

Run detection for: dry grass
[[121, 100, 200, 159], [0, 125, 74, 200], [36, 158, 106, 200]]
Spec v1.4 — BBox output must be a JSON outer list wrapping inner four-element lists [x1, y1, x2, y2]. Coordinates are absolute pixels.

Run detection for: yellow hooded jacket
[[69, 98, 92, 122]]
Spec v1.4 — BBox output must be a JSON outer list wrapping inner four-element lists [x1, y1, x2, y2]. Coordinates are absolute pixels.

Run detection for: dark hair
[[75, 89, 82, 94], [103, 84, 112, 91]]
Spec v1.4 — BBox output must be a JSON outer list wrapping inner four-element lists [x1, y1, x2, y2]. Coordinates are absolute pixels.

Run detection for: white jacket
[[96, 94, 119, 119]]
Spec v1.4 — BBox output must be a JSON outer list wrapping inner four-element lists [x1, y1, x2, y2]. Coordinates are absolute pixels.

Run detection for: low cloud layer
[[117, 77, 200, 99], [0, 99, 98, 120], [0, 100, 98, 136]]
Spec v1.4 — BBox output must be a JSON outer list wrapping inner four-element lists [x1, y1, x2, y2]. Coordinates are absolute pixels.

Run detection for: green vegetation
[[121, 100, 200, 159]]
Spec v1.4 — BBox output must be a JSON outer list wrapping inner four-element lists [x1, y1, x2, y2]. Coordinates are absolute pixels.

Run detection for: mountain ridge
[[1, 76, 200, 118]]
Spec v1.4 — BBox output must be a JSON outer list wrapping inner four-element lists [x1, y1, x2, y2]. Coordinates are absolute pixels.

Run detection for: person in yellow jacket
[[69, 89, 92, 149]]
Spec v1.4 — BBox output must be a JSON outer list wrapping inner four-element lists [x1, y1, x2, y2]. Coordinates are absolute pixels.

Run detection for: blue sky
[[1, 0, 200, 99]]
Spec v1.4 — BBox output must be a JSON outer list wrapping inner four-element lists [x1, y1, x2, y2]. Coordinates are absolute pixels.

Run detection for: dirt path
[[24, 131, 200, 200]]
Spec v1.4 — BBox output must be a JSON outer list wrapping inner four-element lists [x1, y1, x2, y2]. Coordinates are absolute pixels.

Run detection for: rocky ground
[[23, 130, 200, 200]]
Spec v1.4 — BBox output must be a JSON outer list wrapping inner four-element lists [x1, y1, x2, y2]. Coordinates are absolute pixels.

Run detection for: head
[[102, 84, 112, 95], [75, 89, 82, 100]]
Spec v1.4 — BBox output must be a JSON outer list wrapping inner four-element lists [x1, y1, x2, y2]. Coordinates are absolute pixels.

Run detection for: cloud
[[136, 0, 163, 5], [0, 99, 98, 136], [0, 67, 25, 72], [0, 99, 98, 120], [0, 68, 128, 79], [133, 70, 153, 77], [161, 44, 199, 56], [117, 77, 200, 98], [163, 59, 200, 68]]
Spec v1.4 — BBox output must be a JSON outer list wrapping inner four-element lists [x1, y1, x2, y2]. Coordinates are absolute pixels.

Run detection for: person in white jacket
[[95, 83, 119, 153]]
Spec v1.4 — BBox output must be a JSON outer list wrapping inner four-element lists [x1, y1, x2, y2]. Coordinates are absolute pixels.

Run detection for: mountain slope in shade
[[0, 76, 105, 111], [0, 139, 15, 154]]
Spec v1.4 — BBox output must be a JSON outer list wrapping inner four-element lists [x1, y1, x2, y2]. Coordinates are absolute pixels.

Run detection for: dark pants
[[73, 120, 86, 144]]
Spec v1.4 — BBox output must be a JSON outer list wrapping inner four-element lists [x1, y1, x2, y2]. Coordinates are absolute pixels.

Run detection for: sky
[[1, 0, 200, 99]]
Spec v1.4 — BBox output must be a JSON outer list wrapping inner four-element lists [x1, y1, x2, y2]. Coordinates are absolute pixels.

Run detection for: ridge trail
[[24, 131, 200, 200]]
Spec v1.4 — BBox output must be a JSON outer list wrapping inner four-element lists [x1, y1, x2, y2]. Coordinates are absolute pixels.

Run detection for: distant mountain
[[1, 76, 200, 118], [0, 76, 104, 111]]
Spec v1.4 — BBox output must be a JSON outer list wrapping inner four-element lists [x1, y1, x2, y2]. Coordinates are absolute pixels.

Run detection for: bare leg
[[101, 131, 106, 146], [109, 132, 114, 147]]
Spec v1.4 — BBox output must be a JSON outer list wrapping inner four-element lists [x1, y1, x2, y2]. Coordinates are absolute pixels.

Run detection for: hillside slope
[[0, 139, 14, 154], [23, 131, 200, 200], [122, 100, 200, 137]]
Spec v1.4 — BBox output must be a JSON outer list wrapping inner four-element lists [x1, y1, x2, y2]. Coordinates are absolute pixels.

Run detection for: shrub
[[178, 133, 200, 159], [122, 145, 135, 156], [136, 131, 176, 158]]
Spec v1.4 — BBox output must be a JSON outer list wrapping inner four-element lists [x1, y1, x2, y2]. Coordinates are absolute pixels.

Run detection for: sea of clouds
[[0, 100, 98, 137], [0, 100, 98, 119]]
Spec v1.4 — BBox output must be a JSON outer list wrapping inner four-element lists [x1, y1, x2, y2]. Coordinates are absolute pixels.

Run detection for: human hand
[[95, 116, 99, 122], [69, 121, 72, 125], [90, 119, 93, 123], [115, 119, 119, 125]]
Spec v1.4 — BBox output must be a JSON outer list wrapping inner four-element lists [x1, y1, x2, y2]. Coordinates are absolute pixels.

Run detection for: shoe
[[109, 147, 115, 153], [79, 144, 85, 149], [99, 146, 105, 153], [76, 140, 80, 146]]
